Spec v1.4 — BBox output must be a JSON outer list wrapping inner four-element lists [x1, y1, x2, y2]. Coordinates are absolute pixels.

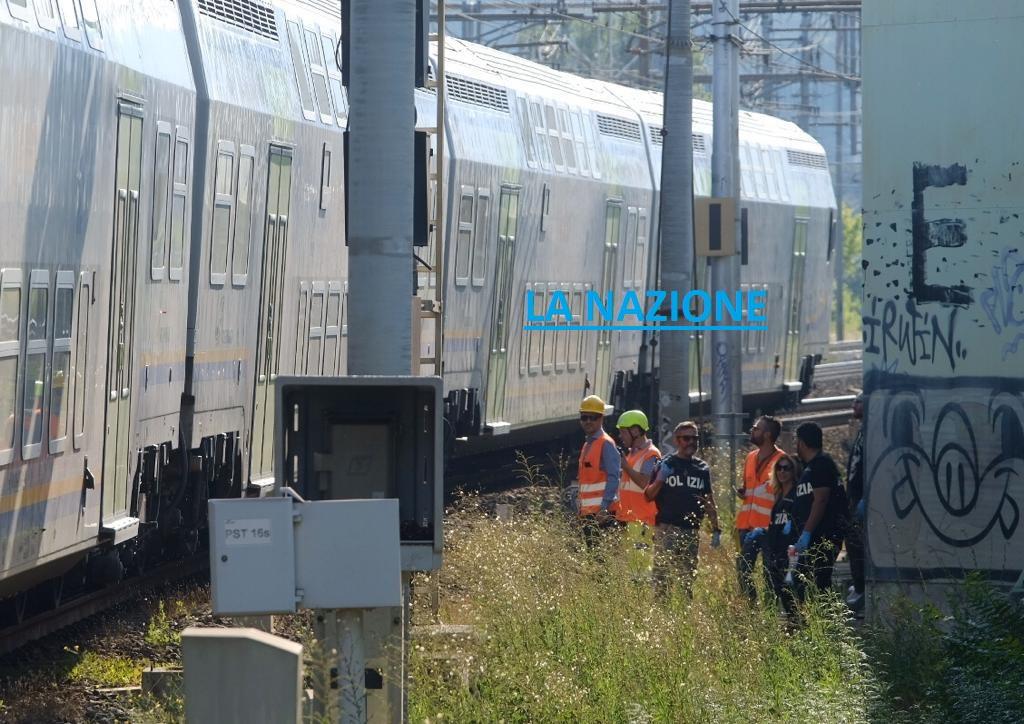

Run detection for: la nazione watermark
[[523, 288, 767, 331]]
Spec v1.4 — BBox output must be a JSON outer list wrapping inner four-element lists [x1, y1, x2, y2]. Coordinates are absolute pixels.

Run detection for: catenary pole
[[344, 1, 415, 722], [710, 0, 742, 496], [657, 0, 694, 444]]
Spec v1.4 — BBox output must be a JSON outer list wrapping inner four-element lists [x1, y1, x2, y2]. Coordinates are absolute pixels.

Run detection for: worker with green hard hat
[[612, 410, 660, 526]]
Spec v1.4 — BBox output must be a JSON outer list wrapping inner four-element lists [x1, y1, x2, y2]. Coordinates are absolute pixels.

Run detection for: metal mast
[[709, 0, 742, 488], [657, 0, 695, 441]]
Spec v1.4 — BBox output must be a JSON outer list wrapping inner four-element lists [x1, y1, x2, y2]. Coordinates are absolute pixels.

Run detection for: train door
[[250, 146, 293, 480], [102, 102, 143, 527], [783, 214, 809, 381], [595, 200, 622, 399], [484, 186, 519, 426]]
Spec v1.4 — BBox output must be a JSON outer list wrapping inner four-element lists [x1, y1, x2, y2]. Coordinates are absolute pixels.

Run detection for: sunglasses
[[579, 414, 601, 422], [776, 464, 794, 471], [675, 434, 698, 442]]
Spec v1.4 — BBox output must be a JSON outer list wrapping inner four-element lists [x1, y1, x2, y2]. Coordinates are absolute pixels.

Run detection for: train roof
[[444, 37, 826, 156]]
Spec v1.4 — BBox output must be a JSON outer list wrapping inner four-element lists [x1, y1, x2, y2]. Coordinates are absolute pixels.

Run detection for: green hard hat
[[616, 409, 649, 431]]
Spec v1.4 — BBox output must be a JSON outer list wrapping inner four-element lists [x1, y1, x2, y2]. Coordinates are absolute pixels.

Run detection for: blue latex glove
[[743, 528, 765, 545], [782, 519, 793, 536], [711, 531, 722, 548], [795, 530, 812, 553], [856, 499, 866, 521]]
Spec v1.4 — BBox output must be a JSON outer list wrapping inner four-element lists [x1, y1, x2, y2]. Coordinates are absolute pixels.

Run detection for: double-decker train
[[0, 0, 834, 616]]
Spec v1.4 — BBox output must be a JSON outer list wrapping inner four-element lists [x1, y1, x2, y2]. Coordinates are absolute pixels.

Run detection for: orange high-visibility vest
[[736, 447, 785, 530], [613, 442, 661, 525], [578, 432, 615, 516]]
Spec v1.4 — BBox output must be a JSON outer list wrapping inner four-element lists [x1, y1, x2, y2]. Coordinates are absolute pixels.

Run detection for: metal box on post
[[274, 376, 443, 572]]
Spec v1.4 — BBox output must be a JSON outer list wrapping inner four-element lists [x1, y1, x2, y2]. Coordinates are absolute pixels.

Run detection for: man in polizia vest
[[612, 410, 660, 526], [576, 394, 621, 547], [644, 421, 721, 597], [735, 415, 785, 600]]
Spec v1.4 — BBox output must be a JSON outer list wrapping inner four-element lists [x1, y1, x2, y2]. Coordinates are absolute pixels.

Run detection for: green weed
[[67, 651, 145, 688], [145, 600, 181, 648]]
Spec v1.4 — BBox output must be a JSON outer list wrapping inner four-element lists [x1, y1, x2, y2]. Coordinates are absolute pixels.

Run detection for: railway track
[[0, 555, 207, 658]]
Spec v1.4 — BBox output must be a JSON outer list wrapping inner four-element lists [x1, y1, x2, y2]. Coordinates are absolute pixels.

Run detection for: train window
[[78, 0, 101, 51], [634, 211, 648, 289], [529, 101, 552, 169], [319, 143, 333, 212], [519, 284, 531, 376], [529, 286, 543, 374], [557, 284, 573, 374], [294, 283, 308, 373], [49, 273, 73, 454], [286, 20, 316, 121], [305, 26, 334, 125], [543, 105, 563, 169], [321, 34, 347, 123], [542, 283, 556, 373], [583, 114, 601, 180], [516, 98, 537, 168], [471, 190, 489, 287], [33, 0, 57, 31], [323, 282, 342, 376], [306, 285, 325, 375], [341, 281, 349, 337], [169, 130, 189, 280], [232, 147, 256, 286], [557, 109, 576, 172], [754, 145, 769, 199], [571, 111, 590, 176], [210, 142, 235, 285], [151, 125, 172, 281], [23, 271, 48, 460], [56, 0, 79, 41], [73, 272, 90, 450], [624, 207, 638, 288], [0, 269, 22, 465], [454, 188, 474, 286], [579, 283, 591, 368], [6, 0, 34, 24]]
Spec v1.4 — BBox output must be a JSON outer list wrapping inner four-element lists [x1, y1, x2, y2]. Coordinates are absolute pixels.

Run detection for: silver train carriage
[[0, 0, 834, 608], [436, 39, 836, 449]]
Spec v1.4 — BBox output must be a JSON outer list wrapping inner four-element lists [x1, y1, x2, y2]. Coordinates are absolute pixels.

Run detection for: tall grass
[[410, 492, 880, 722]]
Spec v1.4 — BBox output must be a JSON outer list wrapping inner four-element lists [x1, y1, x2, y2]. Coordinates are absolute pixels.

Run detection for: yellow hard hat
[[579, 395, 606, 415]]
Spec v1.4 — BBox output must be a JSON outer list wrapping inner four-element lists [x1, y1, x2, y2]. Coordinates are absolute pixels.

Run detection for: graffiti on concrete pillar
[[911, 162, 972, 306], [866, 374, 1024, 579], [980, 248, 1024, 360]]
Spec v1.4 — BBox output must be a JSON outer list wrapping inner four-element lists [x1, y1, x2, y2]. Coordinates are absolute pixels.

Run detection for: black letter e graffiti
[[911, 163, 972, 305]]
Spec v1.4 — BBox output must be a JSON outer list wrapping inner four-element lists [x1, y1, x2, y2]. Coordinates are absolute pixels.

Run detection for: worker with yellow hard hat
[[576, 394, 621, 546]]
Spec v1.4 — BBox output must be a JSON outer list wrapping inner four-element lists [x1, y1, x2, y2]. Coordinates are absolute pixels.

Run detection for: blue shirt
[[585, 430, 621, 511]]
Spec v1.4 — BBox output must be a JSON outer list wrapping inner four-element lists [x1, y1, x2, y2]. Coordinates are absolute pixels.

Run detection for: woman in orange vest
[[576, 394, 620, 547], [613, 409, 660, 526]]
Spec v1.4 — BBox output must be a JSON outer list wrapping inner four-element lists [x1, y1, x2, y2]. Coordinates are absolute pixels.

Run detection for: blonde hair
[[769, 452, 799, 500]]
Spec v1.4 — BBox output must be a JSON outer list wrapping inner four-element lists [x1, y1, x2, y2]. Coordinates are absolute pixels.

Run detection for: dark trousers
[[845, 518, 865, 594], [795, 539, 838, 601], [736, 529, 763, 600], [580, 513, 621, 549], [653, 524, 700, 598], [765, 552, 798, 616]]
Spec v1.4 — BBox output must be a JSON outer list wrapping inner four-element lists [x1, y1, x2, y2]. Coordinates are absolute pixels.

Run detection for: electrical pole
[[710, 0, 742, 486], [346, 1, 415, 721], [833, 10, 845, 341], [657, 0, 694, 443]]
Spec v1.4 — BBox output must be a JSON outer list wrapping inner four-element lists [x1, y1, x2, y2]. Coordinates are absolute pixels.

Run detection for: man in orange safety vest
[[576, 394, 621, 546], [612, 409, 660, 526], [735, 415, 785, 600]]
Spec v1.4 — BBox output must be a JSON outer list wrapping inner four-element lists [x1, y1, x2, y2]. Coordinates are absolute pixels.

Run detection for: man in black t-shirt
[[644, 421, 721, 597], [792, 422, 841, 595]]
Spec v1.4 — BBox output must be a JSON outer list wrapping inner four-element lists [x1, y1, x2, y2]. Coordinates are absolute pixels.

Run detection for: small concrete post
[[182, 627, 303, 724]]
